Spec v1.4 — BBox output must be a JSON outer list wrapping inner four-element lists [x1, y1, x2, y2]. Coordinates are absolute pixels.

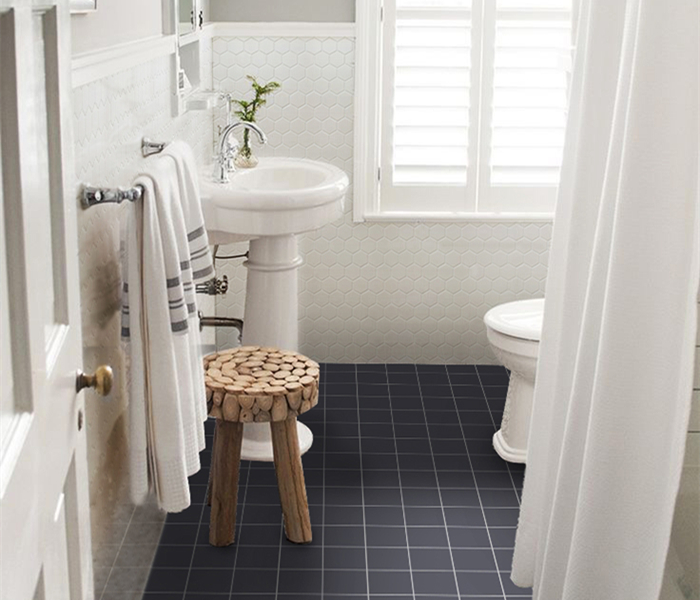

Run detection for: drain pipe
[[198, 311, 243, 336]]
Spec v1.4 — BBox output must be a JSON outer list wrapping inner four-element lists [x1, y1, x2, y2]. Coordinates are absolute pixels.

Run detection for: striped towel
[[121, 145, 213, 512]]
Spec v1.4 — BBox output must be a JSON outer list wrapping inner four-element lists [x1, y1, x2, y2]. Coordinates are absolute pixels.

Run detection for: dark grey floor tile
[[494, 548, 515, 570], [142, 363, 515, 600], [236, 524, 281, 546], [404, 507, 445, 526], [448, 527, 491, 548], [191, 544, 239, 569], [456, 570, 504, 595], [401, 487, 442, 507], [279, 545, 323, 570], [231, 569, 278, 593], [324, 505, 364, 525], [152, 544, 194, 568], [365, 506, 405, 526], [437, 470, 476, 489], [396, 438, 433, 454], [429, 424, 465, 439], [362, 438, 398, 453], [363, 487, 403, 506], [500, 573, 532, 596], [407, 526, 449, 548], [158, 524, 199, 546], [431, 439, 469, 455], [441, 489, 480, 507], [368, 569, 413, 594], [458, 411, 497, 425], [398, 454, 435, 470], [452, 548, 498, 571], [484, 508, 520, 527], [475, 470, 516, 489], [324, 546, 367, 569], [324, 525, 367, 547], [362, 454, 399, 470], [479, 489, 520, 508], [489, 528, 517, 548], [363, 469, 400, 488], [278, 569, 323, 594], [366, 526, 408, 547], [325, 452, 362, 470], [367, 547, 411, 570], [324, 569, 368, 594], [360, 409, 393, 423], [413, 570, 459, 595], [394, 424, 430, 438], [186, 569, 234, 594], [325, 469, 362, 487], [325, 486, 364, 506], [444, 507, 486, 527], [144, 568, 189, 593], [401, 470, 439, 488], [410, 547, 454, 570]]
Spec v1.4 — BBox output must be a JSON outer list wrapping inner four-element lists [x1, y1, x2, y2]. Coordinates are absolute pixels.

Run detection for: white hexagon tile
[[212, 36, 552, 364]]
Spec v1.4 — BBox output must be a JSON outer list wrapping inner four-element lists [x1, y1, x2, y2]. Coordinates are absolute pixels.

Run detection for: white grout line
[[320, 370, 327, 597], [98, 504, 137, 600], [413, 365, 468, 600], [180, 491, 208, 600], [226, 459, 253, 600], [444, 366, 509, 600], [473, 366, 523, 507], [353, 364, 372, 600], [384, 364, 418, 600]]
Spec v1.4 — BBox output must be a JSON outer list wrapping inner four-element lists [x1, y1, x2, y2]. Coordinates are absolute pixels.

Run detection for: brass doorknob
[[76, 365, 114, 396]]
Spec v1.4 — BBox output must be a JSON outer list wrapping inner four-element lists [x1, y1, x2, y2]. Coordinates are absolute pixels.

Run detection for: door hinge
[[377, 167, 381, 182], [380, 6, 384, 22]]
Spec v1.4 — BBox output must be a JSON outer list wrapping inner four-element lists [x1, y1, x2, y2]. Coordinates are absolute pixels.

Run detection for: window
[[354, 0, 573, 220]]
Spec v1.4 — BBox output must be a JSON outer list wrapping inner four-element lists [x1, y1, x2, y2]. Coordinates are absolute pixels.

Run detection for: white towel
[[121, 150, 212, 512], [162, 141, 215, 446]]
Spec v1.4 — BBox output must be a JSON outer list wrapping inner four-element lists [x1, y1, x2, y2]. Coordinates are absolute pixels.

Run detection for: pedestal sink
[[200, 157, 349, 461]]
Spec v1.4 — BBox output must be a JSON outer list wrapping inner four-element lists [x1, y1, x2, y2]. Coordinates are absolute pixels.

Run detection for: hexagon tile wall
[[212, 36, 553, 364]]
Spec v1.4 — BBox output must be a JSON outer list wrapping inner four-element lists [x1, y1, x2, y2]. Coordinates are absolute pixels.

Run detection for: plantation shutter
[[380, 0, 478, 212], [477, 0, 572, 211], [377, 0, 572, 215]]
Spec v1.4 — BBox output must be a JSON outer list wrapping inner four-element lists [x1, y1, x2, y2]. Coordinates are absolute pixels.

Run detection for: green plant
[[231, 75, 281, 158]]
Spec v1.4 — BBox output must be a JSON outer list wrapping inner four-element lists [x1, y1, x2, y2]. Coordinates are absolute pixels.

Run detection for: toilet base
[[493, 429, 527, 463], [490, 371, 534, 464]]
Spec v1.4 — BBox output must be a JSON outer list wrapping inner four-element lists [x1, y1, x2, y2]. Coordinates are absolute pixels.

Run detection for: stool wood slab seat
[[203, 346, 320, 546]]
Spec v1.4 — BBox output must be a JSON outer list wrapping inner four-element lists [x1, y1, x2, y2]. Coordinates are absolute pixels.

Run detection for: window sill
[[358, 211, 555, 223]]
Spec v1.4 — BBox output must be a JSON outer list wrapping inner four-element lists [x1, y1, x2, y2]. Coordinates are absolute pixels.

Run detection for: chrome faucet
[[214, 121, 267, 183]]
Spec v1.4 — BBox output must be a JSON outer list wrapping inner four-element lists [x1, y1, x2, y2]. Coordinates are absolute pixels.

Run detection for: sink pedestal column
[[239, 234, 314, 461]]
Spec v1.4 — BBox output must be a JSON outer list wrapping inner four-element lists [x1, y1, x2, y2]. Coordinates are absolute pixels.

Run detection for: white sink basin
[[198, 157, 348, 462], [201, 157, 349, 245]]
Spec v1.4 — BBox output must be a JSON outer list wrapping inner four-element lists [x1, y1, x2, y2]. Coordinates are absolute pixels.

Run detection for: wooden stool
[[203, 346, 320, 547]]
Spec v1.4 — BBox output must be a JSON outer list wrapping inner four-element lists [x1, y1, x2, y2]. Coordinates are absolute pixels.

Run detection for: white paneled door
[[0, 1, 94, 599]]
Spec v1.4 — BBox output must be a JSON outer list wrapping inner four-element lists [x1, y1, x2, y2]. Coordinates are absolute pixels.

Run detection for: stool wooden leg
[[206, 423, 217, 506], [270, 417, 312, 544], [209, 420, 244, 547]]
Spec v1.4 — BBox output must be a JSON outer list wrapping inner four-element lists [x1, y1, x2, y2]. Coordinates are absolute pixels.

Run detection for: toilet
[[484, 298, 544, 463]]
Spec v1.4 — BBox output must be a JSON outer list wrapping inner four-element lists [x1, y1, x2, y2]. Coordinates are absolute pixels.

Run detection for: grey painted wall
[[71, 0, 163, 54], [210, 0, 355, 22]]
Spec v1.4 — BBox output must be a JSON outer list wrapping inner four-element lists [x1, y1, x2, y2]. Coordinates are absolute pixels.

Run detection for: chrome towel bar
[[81, 184, 144, 208], [80, 137, 167, 209]]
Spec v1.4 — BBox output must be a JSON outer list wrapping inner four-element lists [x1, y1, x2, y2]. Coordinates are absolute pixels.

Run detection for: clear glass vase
[[234, 143, 258, 169]]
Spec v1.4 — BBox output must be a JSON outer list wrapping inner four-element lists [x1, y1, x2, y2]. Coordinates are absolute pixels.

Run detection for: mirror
[[178, 0, 195, 36]]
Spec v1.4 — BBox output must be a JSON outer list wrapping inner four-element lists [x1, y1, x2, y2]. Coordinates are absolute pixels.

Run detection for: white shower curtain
[[511, 0, 699, 599]]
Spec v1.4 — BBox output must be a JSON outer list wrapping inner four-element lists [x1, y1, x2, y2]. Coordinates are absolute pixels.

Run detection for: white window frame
[[354, 0, 569, 223]]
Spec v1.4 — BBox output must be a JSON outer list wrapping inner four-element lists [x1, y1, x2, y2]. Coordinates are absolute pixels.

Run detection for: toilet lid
[[484, 298, 545, 341]]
